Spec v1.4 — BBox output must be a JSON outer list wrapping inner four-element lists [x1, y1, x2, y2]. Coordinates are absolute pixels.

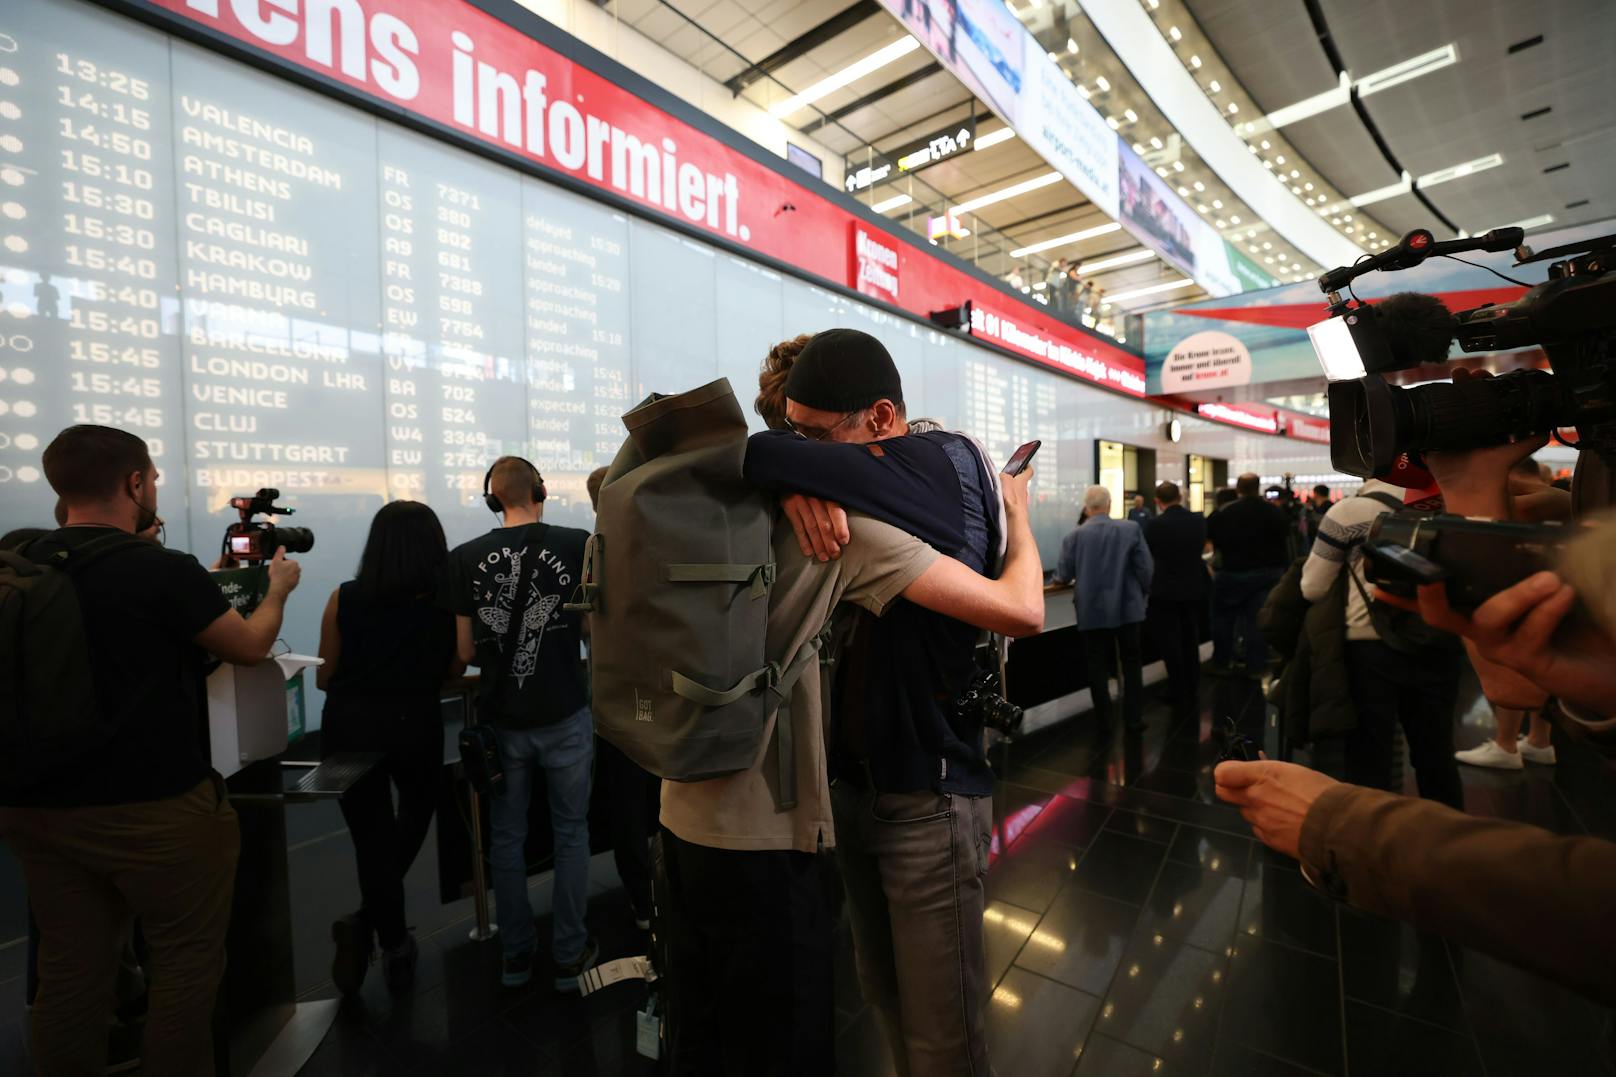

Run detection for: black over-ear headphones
[[482, 457, 547, 514]]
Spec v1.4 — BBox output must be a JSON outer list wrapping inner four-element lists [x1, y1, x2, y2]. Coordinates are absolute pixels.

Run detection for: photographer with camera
[[1220, 228, 1616, 1010], [1220, 432, 1616, 1007], [0, 425, 302, 1076]]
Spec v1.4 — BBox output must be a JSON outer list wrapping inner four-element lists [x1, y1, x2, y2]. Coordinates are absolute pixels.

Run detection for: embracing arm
[[745, 430, 966, 552], [899, 469, 1044, 637]]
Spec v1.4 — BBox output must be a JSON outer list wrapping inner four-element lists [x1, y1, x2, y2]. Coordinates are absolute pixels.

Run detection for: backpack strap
[[30, 530, 149, 575], [666, 561, 775, 600], [1363, 491, 1406, 512], [762, 621, 841, 812], [669, 663, 779, 708], [563, 533, 602, 613]]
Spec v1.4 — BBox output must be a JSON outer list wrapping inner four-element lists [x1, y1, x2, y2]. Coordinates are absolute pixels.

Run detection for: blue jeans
[[1212, 567, 1284, 672], [490, 708, 594, 962]]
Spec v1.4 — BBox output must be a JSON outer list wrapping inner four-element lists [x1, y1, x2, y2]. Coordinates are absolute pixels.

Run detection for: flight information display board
[[0, 0, 1118, 721]]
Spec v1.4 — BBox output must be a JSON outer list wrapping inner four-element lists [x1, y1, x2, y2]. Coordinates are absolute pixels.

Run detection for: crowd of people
[[3, 331, 1615, 1077], [1005, 260, 1106, 327]]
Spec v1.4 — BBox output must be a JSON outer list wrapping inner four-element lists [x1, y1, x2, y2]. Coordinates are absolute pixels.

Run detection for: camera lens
[[266, 526, 315, 554], [1329, 370, 1566, 477]]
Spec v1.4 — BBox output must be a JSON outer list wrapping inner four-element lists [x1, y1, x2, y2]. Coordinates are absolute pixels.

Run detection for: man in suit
[[1144, 481, 1209, 716], [1055, 486, 1154, 730]]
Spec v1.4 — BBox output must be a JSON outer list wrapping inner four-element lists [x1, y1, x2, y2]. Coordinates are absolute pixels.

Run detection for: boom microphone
[[1374, 292, 1457, 368]]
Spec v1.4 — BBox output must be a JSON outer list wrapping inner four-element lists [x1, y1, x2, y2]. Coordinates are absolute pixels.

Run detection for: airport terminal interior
[[1, 0, 1613, 1073]]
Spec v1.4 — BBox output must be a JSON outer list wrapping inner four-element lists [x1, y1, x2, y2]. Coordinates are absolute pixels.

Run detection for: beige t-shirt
[[659, 512, 939, 854]]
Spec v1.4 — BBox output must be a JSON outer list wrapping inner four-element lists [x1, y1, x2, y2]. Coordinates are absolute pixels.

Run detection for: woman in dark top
[[317, 500, 462, 995]]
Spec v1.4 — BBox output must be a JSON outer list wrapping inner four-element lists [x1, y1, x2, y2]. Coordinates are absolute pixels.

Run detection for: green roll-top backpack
[[570, 378, 816, 809]]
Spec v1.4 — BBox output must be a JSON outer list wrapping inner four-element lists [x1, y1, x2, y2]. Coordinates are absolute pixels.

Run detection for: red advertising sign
[[137, 0, 1145, 394], [969, 298, 1146, 395], [1196, 401, 1280, 434], [1286, 414, 1331, 444], [850, 223, 900, 304]]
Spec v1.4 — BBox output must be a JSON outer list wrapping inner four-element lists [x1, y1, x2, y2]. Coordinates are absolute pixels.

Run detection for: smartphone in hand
[[1002, 440, 1041, 477]]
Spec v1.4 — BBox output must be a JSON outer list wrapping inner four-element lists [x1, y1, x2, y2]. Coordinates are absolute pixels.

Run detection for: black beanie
[[783, 329, 904, 413]]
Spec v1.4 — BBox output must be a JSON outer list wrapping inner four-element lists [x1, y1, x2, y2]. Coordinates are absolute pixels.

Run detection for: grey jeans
[[831, 782, 994, 1077]]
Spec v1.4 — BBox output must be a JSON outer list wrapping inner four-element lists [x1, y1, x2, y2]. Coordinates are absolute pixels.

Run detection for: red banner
[[147, 0, 1146, 393]]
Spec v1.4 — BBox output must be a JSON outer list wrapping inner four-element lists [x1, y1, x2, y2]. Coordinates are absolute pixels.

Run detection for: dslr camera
[[955, 667, 1024, 737], [222, 488, 314, 565], [1307, 227, 1616, 478]]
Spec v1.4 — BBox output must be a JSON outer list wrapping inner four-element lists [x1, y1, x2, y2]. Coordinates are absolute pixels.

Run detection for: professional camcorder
[[1308, 227, 1616, 478], [1359, 510, 1573, 612], [222, 488, 314, 565]]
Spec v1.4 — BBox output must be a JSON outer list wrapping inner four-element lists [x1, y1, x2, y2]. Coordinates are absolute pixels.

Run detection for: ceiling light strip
[[768, 36, 920, 117], [1107, 277, 1196, 302], [1078, 249, 1156, 274], [973, 127, 1018, 151], [1009, 220, 1123, 258], [954, 171, 1064, 214]]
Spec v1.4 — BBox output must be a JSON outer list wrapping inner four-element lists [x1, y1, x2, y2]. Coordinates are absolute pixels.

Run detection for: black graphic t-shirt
[[442, 523, 589, 729]]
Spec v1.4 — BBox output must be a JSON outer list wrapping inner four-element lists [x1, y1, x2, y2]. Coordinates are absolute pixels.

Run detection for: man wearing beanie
[[744, 328, 1006, 1076]]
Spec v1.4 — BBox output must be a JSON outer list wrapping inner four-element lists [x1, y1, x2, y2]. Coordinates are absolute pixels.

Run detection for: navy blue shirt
[[744, 429, 999, 796]]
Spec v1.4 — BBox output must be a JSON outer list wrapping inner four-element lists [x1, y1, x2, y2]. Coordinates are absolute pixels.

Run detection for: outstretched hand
[[781, 493, 850, 562], [1213, 760, 1339, 860]]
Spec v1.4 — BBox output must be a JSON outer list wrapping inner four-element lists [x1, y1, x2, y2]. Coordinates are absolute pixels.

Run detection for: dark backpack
[[0, 532, 147, 796]]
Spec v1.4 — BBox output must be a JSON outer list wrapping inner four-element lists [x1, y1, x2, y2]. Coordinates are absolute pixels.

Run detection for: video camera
[[222, 488, 314, 565], [1359, 510, 1573, 612], [1307, 227, 1616, 478]]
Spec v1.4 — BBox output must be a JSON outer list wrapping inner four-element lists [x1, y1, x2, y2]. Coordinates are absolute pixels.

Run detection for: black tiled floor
[[1167, 824, 1252, 877], [985, 967, 1098, 1077], [1104, 807, 1178, 845], [1096, 932, 1228, 1075], [1076, 1032, 1184, 1076], [1140, 860, 1245, 953], [1337, 908, 1467, 1033], [1071, 830, 1168, 905], [9, 669, 1616, 1076], [1343, 1002, 1483, 1077], [1237, 859, 1339, 958], [1011, 882, 1140, 996], [1222, 936, 1344, 1075]]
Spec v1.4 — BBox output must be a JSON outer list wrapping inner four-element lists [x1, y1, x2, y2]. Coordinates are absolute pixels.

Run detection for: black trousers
[[1344, 640, 1464, 810], [1082, 623, 1145, 728], [323, 706, 442, 948], [596, 736, 656, 917], [659, 828, 834, 1076], [1148, 598, 1203, 713]]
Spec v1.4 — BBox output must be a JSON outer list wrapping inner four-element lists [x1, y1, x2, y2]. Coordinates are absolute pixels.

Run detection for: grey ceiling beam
[[723, 0, 882, 95]]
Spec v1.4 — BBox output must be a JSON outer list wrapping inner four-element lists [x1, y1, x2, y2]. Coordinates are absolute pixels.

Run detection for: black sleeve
[[155, 552, 232, 638], [743, 430, 966, 551]]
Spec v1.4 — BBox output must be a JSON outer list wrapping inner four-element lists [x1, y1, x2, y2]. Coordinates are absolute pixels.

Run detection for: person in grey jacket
[[1055, 486, 1154, 729]]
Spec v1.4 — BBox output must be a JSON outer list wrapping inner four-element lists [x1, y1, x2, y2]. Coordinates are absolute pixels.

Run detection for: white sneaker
[[1518, 739, 1558, 765], [1455, 740, 1523, 770]]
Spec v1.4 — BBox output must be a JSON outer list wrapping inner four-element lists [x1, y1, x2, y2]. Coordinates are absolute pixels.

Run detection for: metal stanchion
[[458, 681, 498, 942]]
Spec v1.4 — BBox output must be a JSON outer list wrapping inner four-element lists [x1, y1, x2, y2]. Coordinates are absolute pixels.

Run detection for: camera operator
[[0, 424, 301, 1076], [1218, 418, 1616, 1007]]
